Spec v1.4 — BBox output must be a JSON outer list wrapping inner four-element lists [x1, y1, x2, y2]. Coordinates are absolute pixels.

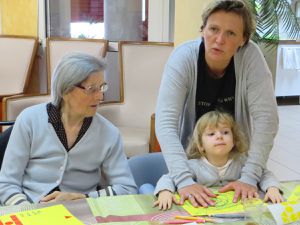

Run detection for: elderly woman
[[0, 53, 137, 206]]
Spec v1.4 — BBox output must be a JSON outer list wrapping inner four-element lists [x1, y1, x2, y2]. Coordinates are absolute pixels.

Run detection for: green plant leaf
[[247, 0, 300, 49]]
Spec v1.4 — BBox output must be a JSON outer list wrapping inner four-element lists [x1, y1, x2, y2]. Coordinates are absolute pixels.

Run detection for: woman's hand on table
[[40, 191, 86, 203], [218, 181, 258, 203], [178, 184, 217, 208]]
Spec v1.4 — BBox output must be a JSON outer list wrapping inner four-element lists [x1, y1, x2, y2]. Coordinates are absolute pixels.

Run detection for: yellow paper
[[176, 191, 262, 216], [0, 204, 84, 225], [287, 185, 300, 202], [267, 201, 300, 225]]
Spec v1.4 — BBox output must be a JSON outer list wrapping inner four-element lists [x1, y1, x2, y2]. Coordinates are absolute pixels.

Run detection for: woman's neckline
[[205, 63, 226, 79]]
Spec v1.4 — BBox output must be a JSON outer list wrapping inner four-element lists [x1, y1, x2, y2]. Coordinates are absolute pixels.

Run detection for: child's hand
[[264, 187, 284, 203], [154, 190, 180, 210]]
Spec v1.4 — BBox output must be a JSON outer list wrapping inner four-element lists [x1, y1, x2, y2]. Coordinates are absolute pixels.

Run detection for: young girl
[[154, 111, 283, 210]]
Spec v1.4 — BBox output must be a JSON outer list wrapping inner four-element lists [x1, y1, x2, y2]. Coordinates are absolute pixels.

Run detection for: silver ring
[[187, 194, 193, 199]]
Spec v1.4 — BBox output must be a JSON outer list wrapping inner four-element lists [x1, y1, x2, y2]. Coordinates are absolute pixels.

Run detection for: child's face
[[200, 124, 234, 158]]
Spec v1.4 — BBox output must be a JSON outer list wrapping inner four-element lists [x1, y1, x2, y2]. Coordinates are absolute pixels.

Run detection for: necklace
[[205, 61, 226, 79], [206, 66, 225, 79], [211, 71, 225, 79]]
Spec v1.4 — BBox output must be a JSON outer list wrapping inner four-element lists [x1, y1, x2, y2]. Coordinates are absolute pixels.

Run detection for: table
[[0, 180, 299, 225]]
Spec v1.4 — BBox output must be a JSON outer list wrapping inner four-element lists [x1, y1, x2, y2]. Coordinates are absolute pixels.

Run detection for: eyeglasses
[[75, 82, 108, 95]]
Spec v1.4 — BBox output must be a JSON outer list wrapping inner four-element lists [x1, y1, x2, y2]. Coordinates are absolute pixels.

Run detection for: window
[[70, 0, 104, 38], [296, 1, 300, 20], [46, 0, 148, 41], [292, 0, 300, 23]]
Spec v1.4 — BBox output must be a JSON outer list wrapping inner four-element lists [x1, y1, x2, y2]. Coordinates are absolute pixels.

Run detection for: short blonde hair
[[187, 111, 248, 159]]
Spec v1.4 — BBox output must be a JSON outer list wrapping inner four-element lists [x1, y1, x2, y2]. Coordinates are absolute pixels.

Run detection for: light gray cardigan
[[155, 39, 278, 189], [154, 155, 280, 196], [0, 103, 137, 205]]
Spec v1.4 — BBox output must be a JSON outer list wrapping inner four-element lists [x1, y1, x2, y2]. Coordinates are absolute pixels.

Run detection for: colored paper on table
[[176, 190, 262, 216], [87, 195, 158, 217], [267, 201, 300, 225], [87, 194, 187, 223], [87, 194, 183, 217], [0, 204, 84, 225], [91, 222, 156, 225], [287, 185, 300, 202]]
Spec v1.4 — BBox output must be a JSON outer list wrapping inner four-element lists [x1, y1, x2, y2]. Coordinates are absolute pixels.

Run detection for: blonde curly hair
[[187, 111, 248, 160]]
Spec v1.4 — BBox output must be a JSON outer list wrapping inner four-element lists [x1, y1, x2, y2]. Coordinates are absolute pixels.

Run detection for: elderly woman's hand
[[40, 191, 86, 203]]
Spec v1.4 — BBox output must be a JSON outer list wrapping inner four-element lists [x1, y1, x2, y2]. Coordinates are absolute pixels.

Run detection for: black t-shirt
[[195, 42, 236, 121]]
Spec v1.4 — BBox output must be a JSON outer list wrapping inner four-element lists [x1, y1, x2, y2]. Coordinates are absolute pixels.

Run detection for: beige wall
[[1, 0, 38, 36], [0, 0, 40, 95], [174, 0, 213, 46], [0, 0, 2, 34]]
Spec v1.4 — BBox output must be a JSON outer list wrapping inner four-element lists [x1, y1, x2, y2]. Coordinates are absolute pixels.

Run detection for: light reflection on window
[[70, 22, 104, 39]]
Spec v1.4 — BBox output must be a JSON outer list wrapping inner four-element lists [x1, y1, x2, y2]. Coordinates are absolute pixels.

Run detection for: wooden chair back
[[0, 35, 38, 96], [46, 37, 108, 93]]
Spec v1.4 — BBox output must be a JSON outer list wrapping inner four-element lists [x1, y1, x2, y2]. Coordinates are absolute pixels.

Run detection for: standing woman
[[0, 53, 137, 206], [155, 0, 278, 207]]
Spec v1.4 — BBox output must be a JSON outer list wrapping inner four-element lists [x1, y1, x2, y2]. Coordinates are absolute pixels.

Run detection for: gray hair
[[51, 53, 106, 107], [201, 0, 256, 45]]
